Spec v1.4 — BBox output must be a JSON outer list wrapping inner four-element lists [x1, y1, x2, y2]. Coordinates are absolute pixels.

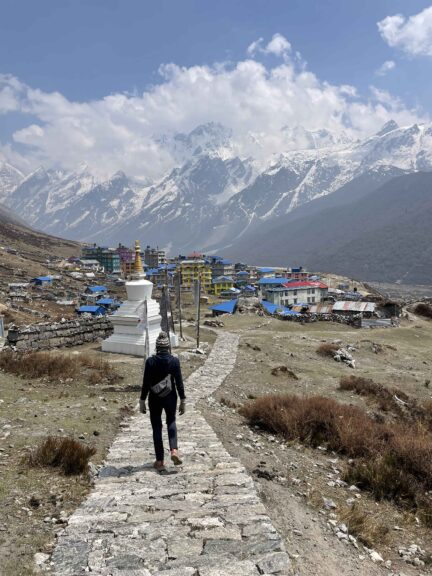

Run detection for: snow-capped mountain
[[2, 120, 432, 253], [0, 162, 25, 202]]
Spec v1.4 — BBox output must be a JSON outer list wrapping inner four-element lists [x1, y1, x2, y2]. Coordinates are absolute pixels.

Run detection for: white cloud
[[378, 6, 432, 56], [0, 39, 425, 180], [247, 33, 291, 57], [376, 60, 396, 76]]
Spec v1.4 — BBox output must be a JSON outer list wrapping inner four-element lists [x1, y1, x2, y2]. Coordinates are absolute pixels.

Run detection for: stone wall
[[6, 317, 113, 351]]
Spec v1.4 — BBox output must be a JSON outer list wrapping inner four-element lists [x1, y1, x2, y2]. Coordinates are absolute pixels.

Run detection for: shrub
[[240, 394, 432, 521], [340, 375, 432, 430], [340, 503, 389, 547], [0, 350, 119, 385], [414, 303, 432, 319], [270, 365, 298, 379], [316, 343, 339, 357], [27, 436, 96, 475]]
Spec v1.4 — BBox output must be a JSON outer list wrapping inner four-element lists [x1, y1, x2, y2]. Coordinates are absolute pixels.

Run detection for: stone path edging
[[51, 332, 291, 575]]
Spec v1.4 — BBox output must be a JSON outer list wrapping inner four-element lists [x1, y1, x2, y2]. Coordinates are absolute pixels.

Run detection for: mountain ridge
[[1, 120, 432, 259]]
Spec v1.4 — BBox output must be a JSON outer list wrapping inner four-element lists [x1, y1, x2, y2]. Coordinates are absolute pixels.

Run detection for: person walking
[[139, 331, 186, 473]]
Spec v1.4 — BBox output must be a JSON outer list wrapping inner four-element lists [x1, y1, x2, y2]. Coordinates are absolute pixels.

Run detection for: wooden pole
[[196, 276, 201, 349], [176, 271, 183, 340]]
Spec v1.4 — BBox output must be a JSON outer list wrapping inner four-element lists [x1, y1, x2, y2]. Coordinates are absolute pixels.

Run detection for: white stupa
[[102, 241, 161, 357]]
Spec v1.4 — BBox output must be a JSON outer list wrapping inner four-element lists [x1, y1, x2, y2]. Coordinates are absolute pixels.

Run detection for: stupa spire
[[133, 240, 144, 276]]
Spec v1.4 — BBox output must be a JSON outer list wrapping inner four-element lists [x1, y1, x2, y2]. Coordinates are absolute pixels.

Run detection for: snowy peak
[[280, 125, 352, 150], [376, 120, 399, 137], [0, 162, 25, 201], [158, 122, 235, 164]]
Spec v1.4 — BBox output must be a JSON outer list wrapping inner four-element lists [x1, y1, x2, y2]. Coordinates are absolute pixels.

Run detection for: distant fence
[[5, 317, 113, 351]]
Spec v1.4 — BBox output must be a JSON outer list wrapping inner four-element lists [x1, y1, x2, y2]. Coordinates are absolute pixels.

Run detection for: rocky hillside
[[0, 203, 79, 282], [226, 172, 432, 284]]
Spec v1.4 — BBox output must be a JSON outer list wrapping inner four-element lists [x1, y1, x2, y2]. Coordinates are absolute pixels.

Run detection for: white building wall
[[269, 287, 327, 307]]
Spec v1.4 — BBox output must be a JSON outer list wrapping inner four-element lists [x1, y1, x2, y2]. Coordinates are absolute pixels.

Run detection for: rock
[[323, 498, 337, 510], [369, 550, 384, 563], [256, 552, 291, 574], [34, 552, 50, 566]]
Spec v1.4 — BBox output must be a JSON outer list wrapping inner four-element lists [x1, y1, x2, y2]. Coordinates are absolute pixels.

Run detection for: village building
[[286, 266, 309, 281], [210, 258, 235, 280], [76, 305, 106, 316], [212, 276, 235, 296], [258, 277, 290, 299], [82, 245, 121, 274], [266, 281, 329, 307], [79, 259, 104, 272], [179, 259, 212, 293], [144, 245, 166, 268], [31, 276, 54, 287], [96, 298, 121, 311], [209, 299, 238, 316]]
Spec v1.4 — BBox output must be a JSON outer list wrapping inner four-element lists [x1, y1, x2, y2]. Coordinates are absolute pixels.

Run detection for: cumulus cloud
[[376, 60, 396, 76], [247, 33, 291, 57], [378, 6, 432, 56], [0, 38, 425, 180]]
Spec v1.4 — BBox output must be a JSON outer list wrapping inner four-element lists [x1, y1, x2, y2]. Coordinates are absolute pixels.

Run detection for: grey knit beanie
[[156, 331, 170, 352]]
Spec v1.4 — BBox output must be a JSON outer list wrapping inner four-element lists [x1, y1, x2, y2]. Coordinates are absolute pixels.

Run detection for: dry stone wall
[[6, 317, 113, 351]]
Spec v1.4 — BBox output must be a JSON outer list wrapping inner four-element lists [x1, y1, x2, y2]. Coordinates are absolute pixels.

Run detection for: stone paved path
[[51, 332, 291, 575]]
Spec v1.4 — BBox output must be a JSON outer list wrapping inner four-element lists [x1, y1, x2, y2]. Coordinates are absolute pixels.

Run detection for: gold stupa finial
[[133, 240, 144, 275]]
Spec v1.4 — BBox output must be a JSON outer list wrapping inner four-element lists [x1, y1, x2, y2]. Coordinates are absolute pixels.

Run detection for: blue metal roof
[[258, 277, 289, 285], [77, 305, 105, 313], [260, 300, 299, 316], [96, 298, 116, 305], [212, 276, 234, 284], [33, 276, 53, 282], [244, 285, 256, 291], [147, 268, 160, 275], [87, 285, 107, 292], [209, 299, 238, 314], [237, 270, 249, 275], [220, 259, 232, 265], [257, 267, 275, 273]]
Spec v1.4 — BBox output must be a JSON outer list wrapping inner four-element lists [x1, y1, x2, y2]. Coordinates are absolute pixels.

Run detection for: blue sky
[[1, 0, 430, 103], [1, 0, 431, 177]]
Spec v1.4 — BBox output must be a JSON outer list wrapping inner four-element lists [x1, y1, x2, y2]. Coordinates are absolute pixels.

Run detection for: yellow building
[[180, 260, 212, 293], [212, 276, 235, 296]]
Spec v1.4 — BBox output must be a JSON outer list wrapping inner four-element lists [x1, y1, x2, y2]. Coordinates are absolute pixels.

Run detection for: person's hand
[[139, 400, 147, 414], [179, 400, 186, 416]]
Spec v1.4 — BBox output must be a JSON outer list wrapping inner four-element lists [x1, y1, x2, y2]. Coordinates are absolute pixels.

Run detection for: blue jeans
[[149, 391, 178, 461]]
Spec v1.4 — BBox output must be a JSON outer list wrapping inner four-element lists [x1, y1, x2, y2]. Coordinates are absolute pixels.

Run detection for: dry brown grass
[[0, 350, 120, 385], [339, 503, 389, 547], [316, 343, 339, 357], [240, 394, 432, 522], [27, 436, 96, 475], [415, 302, 432, 319], [340, 375, 432, 430], [270, 365, 298, 379]]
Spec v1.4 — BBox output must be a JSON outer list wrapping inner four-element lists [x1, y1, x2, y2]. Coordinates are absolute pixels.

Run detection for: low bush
[[240, 394, 432, 521], [27, 436, 96, 475], [0, 350, 119, 385], [339, 503, 389, 547], [316, 343, 339, 357], [270, 365, 298, 379], [414, 303, 432, 319], [340, 375, 432, 430]]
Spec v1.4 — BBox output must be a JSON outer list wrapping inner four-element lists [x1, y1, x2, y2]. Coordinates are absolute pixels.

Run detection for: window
[[294, 290, 297, 296], [312, 297, 315, 303], [312, 288, 315, 294], [294, 298, 297, 304]]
